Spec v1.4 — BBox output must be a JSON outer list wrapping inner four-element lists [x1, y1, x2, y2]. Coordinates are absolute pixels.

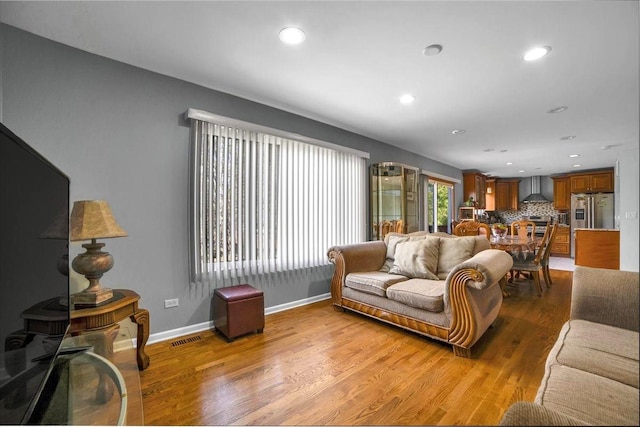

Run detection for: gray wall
[[617, 149, 639, 271], [1, 24, 464, 336]]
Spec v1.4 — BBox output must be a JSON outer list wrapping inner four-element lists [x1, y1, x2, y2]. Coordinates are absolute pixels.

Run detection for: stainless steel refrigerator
[[570, 193, 615, 257]]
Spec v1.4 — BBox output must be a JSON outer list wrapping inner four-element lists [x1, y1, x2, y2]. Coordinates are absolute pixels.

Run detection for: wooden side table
[[71, 289, 150, 371]]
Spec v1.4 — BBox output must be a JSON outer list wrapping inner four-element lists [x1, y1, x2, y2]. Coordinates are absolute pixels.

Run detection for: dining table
[[490, 235, 539, 296], [490, 235, 538, 260]]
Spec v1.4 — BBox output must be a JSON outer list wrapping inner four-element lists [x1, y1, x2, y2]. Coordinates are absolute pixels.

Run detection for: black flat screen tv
[[0, 122, 70, 424]]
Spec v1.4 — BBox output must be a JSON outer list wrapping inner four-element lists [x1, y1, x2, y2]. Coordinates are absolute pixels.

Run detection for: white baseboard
[[128, 292, 331, 347]]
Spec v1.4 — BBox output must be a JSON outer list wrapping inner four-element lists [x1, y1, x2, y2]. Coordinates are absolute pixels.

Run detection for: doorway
[[425, 177, 455, 234]]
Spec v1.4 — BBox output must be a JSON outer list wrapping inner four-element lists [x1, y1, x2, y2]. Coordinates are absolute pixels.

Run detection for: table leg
[[80, 324, 120, 358], [79, 324, 120, 404], [130, 309, 150, 370]]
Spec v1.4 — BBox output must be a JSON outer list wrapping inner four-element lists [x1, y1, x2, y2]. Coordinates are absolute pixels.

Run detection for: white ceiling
[[1, 1, 638, 178]]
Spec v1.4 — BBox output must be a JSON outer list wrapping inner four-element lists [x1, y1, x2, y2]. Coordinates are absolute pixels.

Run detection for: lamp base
[[72, 287, 114, 307]]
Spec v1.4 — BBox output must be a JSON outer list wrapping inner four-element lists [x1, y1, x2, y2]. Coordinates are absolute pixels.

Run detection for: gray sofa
[[500, 265, 639, 426], [327, 231, 513, 357]]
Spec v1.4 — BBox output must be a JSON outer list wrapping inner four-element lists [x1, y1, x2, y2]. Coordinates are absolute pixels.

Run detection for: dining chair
[[378, 220, 393, 239], [453, 221, 491, 240], [510, 223, 558, 296], [394, 219, 404, 234], [510, 220, 536, 239], [540, 223, 559, 287], [511, 220, 549, 281]]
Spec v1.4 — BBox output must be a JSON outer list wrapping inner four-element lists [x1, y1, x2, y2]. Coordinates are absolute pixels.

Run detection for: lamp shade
[[70, 200, 128, 241], [40, 207, 70, 240]]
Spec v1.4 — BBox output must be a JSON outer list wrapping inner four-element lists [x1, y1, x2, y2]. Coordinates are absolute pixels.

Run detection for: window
[[186, 109, 368, 286], [425, 177, 455, 233]]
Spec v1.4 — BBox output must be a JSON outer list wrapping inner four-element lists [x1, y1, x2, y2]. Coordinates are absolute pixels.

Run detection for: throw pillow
[[437, 236, 476, 279], [379, 235, 410, 272], [389, 237, 440, 280]]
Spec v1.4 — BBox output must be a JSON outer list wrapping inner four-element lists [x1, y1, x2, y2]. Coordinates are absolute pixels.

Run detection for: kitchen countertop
[[573, 228, 619, 232]]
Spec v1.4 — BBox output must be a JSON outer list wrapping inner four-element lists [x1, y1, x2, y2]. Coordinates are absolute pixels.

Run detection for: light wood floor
[[140, 270, 573, 425]]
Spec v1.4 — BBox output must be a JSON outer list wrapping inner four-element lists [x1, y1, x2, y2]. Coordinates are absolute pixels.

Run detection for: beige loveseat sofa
[[500, 266, 639, 425], [327, 231, 513, 357]]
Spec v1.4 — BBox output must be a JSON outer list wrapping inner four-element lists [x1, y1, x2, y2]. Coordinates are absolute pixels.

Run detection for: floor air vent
[[171, 335, 202, 347]]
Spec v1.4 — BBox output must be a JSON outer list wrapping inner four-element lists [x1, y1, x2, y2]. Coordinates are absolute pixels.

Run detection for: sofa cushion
[[386, 278, 445, 312], [471, 235, 490, 255], [345, 271, 408, 297], [544, 319, 639, 388], [535, 364, 639, 426], [389, 237, 440, 280], [436, 236, 476, 279]]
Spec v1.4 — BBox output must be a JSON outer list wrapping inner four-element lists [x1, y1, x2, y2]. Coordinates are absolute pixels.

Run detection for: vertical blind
[[186, 110, 368, 287]]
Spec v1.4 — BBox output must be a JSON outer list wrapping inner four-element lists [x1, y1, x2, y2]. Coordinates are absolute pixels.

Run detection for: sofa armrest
[[448, 249, 514, 290], [327, 241, 387, 306], [571, 266, 639, 332], [499, 402, 589, 426], [445, 249, 513, 353]]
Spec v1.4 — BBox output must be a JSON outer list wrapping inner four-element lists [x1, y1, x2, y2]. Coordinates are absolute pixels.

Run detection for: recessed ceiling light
[[451, 129, 466, 135], [518, 170, 526, 173], [279, 27, 305, 45], [506, 162, 513, 165], [569, 154, 580, 158], [400, 94, 416, 104], [423, 44, 443, 56], [573, 164, 582, 168], [524, 46, 552, 61], [547, 106, 568, 114], [561, 135, 577, 140]]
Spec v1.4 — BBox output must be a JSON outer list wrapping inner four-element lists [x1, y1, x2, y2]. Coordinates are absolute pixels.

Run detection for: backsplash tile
[[495, 202, 559, 224]]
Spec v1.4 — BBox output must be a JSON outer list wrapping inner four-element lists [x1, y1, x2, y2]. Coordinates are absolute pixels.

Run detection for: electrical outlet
[[164, 298, 179, 308]]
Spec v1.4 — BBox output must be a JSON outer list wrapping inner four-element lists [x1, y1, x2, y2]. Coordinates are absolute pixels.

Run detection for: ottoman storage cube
[[213, 284, 264, 342]]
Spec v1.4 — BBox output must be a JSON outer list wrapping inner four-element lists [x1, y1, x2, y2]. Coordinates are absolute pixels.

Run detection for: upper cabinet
[[484, 178, 518, 211], [495, 179, 519, 210], [462, 172, 487, 209], [552, 176, 571, 210], [485, 179, 496, 211], [370, 162, 419, 240], [552, 168, 614, 210], [570, 170, 614, 193]]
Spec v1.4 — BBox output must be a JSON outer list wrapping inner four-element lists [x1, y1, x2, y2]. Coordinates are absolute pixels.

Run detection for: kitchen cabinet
[[550, 225, 570, 257], [371, 162, 419, 240], [485, 179, 496, 211], [463, 172, 486, 209], [494, 179, 519, 211], [574, 229, 619, 269], [570, 169, 614, 193], [552, 176, 571, 210]]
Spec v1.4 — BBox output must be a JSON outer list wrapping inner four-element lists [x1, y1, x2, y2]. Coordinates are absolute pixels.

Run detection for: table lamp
[[70, 200, 127, 306]]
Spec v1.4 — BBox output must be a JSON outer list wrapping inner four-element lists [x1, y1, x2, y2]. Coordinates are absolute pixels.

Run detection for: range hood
[[522, 176, 551, 203]]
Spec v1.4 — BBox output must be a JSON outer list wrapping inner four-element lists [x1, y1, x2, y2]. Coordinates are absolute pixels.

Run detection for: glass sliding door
[[425, 177, 455, 233]]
